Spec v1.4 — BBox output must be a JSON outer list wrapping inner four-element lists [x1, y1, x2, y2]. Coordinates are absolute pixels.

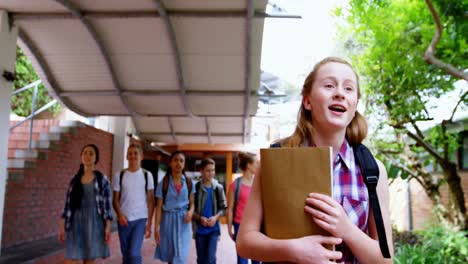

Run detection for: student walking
[[227, 152, 260, 264], [193, 158, 227, 264], [236, 57, 394, 264], [59, 144, 113, 264], [113, 144, 154, 264], [154, 151, 195, 264]]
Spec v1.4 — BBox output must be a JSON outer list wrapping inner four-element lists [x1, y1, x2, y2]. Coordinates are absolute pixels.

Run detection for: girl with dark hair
[[154, 151, 195, 264], [227, 151, 260, 264], [59, 144, 113, 263], [236, 57, 394, 263]]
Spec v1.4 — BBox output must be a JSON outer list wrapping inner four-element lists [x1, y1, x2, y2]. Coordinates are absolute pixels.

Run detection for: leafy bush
[[394, 226, 468, 264], [12, 47, 60, 117]]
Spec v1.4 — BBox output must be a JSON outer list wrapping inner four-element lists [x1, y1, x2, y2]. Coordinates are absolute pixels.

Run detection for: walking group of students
[[59, 57, 394, 264], [59, 143, 259, 264]]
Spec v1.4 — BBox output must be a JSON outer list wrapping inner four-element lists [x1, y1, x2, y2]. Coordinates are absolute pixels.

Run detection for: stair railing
[[9, 80, 57, 151]]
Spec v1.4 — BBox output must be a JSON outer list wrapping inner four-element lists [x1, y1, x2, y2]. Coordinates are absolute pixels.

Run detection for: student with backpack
[[112, 144, 154, 264], [236, 57, 394, 264], [59, 144, 113, 263], [193, 158, 227, 264], [227, 152, 260, 264], [154, 151, 195, 264]]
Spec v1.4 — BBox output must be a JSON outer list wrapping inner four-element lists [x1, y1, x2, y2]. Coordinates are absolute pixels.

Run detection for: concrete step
[[49, 126, 73, 134], [7, 159, 36, 169], [39, 132, 62, 141], [30, 140, 59, 149], [12, 149, 48, 160], [7, 168, 26, 182], [59, 120, 85, 128]]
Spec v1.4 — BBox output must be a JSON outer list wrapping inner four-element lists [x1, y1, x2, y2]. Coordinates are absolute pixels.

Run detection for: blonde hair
[[282, 57, 368, 147], [128, 143, 143, 154]]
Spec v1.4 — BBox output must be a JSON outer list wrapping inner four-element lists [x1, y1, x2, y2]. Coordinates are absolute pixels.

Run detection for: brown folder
[[260, 147, 333, 241]]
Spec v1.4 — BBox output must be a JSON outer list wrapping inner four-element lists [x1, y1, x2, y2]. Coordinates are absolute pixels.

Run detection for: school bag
[[162, 175, 193, 204], [268, 142, 391, 258]]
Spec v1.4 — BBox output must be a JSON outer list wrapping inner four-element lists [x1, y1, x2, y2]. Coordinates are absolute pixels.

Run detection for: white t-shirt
[[113, 168, 154, 221]]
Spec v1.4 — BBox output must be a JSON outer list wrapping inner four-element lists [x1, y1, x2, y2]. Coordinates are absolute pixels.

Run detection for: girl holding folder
[[236, 57, 393, 264]]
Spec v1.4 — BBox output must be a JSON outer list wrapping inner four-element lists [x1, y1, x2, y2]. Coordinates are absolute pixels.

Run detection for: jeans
[[195, 231, 219, 264], [117, 218, 147, 264], [233, 222, 261, 264]]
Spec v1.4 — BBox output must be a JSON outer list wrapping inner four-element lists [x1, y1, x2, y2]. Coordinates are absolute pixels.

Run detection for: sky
[[261, 0, 348, 87]]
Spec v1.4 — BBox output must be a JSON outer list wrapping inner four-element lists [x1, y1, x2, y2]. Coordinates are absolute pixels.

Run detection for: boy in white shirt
[[113, 144, 154, 264]]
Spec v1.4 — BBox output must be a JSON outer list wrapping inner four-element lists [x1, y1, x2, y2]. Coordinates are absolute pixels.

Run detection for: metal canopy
[[3, 0, 270, 145]]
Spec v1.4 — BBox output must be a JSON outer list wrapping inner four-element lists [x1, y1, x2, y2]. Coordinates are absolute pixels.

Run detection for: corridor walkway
[[35, 224, 238, 264]]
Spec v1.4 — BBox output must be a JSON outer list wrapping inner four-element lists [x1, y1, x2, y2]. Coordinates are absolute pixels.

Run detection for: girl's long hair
[[282, 57, 368, 147], [69, 144, 100, 211]]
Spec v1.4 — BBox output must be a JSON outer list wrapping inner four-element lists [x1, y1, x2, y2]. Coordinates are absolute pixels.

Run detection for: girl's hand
[[58, 227, 65, 243], [289, 235, 343, 264], [104, 228, 111, 244], [144, 224, 152, 239], [184, 211, 193, 223], [228, 226, 235, 241], [305, 193, 353, 240], [154, 229, 160, 245]]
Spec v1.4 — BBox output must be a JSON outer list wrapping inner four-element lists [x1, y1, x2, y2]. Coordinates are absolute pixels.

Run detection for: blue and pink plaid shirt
[[61, 171, 113, 230], [332, 140, 369, 264]]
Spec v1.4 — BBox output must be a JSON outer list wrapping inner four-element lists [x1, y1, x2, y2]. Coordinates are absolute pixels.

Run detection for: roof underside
[[3, 0, 269, 145]]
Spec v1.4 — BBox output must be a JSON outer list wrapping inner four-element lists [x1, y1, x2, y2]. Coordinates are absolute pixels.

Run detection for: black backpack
[[269, 142, 391, 259], [231, 177, 243, 224]]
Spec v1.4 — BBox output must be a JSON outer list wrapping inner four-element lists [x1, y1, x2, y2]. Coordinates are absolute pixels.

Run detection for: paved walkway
[[34, 224, 238, 264]]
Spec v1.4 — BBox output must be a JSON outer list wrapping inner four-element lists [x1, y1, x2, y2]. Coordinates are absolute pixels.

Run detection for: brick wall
[[2, 124, 114, 248], [390, 171, 468, 230]]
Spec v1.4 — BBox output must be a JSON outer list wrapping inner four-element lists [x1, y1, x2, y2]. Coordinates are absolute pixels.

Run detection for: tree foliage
[[12, 47, 60, 117], [336, 0, 467, 229]]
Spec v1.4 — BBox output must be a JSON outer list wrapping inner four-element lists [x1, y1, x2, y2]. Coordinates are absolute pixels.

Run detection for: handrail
[[11, 80, 41, 96], [9, 100, 57, 131], [9, 80, 57, 151]]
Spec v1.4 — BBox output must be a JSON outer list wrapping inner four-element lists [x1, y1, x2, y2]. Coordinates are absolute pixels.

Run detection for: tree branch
[[407, 130, 444, 163], [424, 0, 468, 81], [449, 90, 468, 122], [411, 122, 426, 140]]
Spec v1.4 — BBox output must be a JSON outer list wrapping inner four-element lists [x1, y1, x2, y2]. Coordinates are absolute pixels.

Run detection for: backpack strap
[[354, 144, 391, 259], [119, 169, 126, 193], [162, 175, 169, 204], [195, 181, 201, 213], [232, 177, 242, 224], [143, 169, 148, 193]]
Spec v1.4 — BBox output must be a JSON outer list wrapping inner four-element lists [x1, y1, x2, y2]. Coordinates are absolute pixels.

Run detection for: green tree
[[336, 0, 467, 229], [12, 47, 60, 117]]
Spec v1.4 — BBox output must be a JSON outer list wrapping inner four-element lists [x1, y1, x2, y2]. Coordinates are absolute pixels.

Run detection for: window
[[459, 131, 468, 170]]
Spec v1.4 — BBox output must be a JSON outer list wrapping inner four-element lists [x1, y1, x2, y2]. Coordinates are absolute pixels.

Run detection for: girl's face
[[246, 160, 258, 174], [201, 164, 215, 182], [81, 146, 96, 166], [303, 62, 358, 132], [127, 147, 143, 166], [170, 153, 185, 174]]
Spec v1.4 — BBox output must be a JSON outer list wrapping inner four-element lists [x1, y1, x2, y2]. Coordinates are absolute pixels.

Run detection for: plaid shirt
[[61, 171, 113, 230], [333, 140, 369, 264]]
